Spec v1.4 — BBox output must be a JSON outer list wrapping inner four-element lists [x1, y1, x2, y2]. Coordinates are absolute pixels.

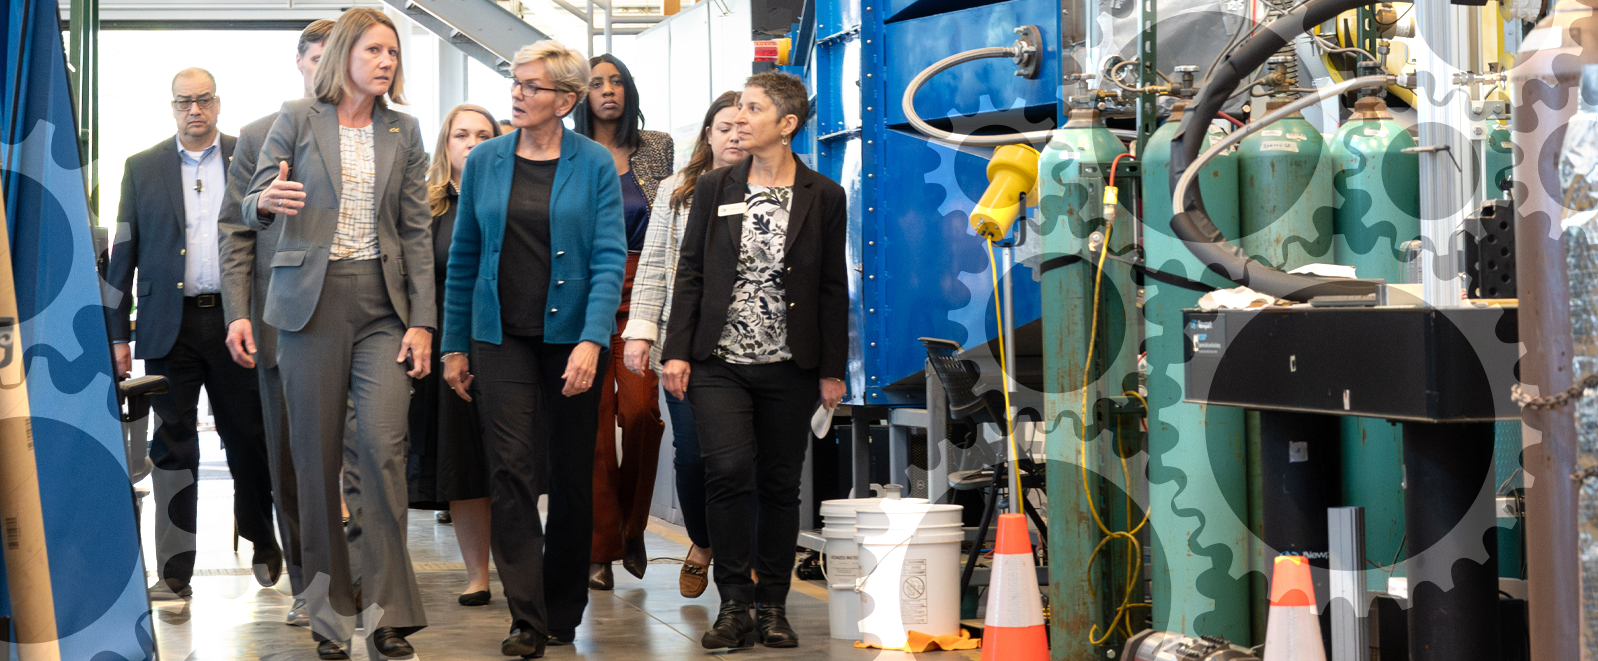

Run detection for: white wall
[[624, 0, 753, 168]]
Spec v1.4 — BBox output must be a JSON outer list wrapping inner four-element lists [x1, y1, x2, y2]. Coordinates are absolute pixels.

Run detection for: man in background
[[107, 67, 279, 601]]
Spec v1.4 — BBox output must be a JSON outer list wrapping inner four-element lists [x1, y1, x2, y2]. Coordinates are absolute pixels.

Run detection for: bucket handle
[[852, 533, 918, 593]]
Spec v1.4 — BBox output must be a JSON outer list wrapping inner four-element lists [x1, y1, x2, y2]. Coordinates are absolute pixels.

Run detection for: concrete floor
[[144, 434, 980, 660]]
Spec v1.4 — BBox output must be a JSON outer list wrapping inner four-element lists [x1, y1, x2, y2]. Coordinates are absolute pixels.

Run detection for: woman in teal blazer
[[438, 40, 626, 657]]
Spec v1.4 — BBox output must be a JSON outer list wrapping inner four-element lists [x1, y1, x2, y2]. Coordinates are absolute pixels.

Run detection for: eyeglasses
[[172, 96, 218, 111], [510, 80, 560, 98]]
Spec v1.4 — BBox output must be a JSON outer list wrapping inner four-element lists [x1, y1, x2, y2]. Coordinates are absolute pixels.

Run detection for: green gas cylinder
[[1485, 122, 1513, 200], [1328, 95, 1417, 594], [1330, 95, 1420, 283], [1140, 103, 1250, 642], [1237, 100, 1337, 271], [1037, 109, 1134, 658]]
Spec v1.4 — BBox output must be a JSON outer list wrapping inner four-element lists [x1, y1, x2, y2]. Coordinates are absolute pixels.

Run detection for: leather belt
[[185, 293, 221, 308]]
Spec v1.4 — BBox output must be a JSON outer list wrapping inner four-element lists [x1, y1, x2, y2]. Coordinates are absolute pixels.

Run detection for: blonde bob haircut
[[314, 8, 407, 107], [511, 41, 589, 116]]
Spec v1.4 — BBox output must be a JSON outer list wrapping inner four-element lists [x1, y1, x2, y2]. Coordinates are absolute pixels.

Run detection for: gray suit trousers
[[259, 363, 303, 594], [262, 363, 364, 599], [280, 259, 424, 641]]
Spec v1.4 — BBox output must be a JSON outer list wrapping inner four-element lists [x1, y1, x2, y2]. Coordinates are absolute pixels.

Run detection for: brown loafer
[[680, 546, 710, 598]]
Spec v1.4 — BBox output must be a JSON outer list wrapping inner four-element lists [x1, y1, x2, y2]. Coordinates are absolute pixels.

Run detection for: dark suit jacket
[[242, 99, 434, 332], [219, 112, 281, 368], [106, 133, 238, 360], [661, 155, 849, 379]]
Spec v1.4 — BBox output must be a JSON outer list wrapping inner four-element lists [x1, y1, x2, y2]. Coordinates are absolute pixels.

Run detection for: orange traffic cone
[[1262, 555, 1326, 661], [979, 513, 1047, 661]]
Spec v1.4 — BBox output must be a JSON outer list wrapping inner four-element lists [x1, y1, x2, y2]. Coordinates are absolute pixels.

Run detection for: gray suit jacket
[[242, 99, 435, 332], [105, 133, 238, 360], [219, 112, 282, 368]]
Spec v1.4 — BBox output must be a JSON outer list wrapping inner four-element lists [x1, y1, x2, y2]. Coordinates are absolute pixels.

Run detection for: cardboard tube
[[0, 184, 60, 661]]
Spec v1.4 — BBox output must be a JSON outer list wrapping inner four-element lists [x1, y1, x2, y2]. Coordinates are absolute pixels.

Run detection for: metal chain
[[1510, 373, 1598, 411]]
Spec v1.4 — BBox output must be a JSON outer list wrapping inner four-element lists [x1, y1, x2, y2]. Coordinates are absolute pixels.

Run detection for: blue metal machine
[[804, 0, 1060, 405]]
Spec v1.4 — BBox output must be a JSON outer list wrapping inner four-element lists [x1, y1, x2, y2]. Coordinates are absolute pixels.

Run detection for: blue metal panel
[[808, 0, 1058, 404], [859, 130, 1044, 401], [882, 0, 1061, 127]]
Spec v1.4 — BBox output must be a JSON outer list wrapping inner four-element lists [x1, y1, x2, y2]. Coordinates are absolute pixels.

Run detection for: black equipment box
[[1181, 306, 1519, 422]]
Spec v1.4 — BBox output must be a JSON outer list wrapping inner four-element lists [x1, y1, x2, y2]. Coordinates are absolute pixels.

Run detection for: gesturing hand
[[562, 341, 603, 397], [259, 161, 305, 217]]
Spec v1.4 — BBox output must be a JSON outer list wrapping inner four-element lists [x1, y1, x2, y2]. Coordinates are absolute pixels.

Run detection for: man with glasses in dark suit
[[106, 67, 279, 601]]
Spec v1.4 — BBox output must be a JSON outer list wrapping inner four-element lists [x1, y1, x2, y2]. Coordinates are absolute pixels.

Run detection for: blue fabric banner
[[0, 0, 153, 659]]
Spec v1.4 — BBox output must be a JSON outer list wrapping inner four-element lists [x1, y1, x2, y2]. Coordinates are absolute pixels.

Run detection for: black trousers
[[688, 358, 816, 605], [473, 334, 605, 637], [145, 301, 275, 584]]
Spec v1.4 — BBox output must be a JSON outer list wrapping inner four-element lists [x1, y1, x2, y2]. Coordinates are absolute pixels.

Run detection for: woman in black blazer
[[661, 71, 848, 650]]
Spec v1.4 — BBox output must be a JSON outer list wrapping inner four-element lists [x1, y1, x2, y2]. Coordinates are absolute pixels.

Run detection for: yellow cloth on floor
[[853, 628, 981, 652]]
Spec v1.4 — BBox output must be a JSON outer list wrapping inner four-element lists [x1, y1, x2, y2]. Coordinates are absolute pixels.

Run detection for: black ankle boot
[[700, 599, 757, 649], [755, 603, 799, 648]]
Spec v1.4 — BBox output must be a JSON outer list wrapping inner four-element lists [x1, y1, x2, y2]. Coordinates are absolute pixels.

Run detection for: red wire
[[1108, 153, 1133, 188], [1217, 111, 1247, 128]]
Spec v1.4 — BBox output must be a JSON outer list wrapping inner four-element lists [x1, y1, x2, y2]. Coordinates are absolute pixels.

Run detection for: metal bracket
[[1012, 25, 1041, 79], [1469, 100, 1510, 122], [818, 127, 862, 143], [816, 25, 860, 47]]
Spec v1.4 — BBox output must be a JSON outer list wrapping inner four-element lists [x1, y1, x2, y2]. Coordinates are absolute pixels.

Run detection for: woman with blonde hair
[[244, 7, 433, 658], [441, 40, 625, 658], [408, 104, 501, 607]]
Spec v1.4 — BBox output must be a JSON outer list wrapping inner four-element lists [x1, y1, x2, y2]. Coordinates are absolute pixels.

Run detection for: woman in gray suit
[[244, 7, 433, 659]]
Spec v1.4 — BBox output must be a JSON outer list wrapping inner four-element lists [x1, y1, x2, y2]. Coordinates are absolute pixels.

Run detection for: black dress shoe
[[285, 598, 309, 626], [458, 590, 490, 606], [546, 630, 575, 646], [502, 627, 546, 658], [435, 510, 452, 524], [588, 562, 614, 590], [622, 536, 648, 579], [252, 544, 284, 587], [701, 599, 757, 649], [755, 603, 799, 648], [316, 640, 349, 660], [372, 627, 414, 658]]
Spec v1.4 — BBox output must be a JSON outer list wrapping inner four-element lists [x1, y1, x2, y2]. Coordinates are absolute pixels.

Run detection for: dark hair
[[671, 91, 740, 213], [298, 19, 335, 56], [572, 53, 644, 150], [745, 71, 809, 139]]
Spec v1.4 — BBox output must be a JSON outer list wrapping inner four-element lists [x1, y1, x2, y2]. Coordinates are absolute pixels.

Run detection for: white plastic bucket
[[818, 494, 926, 639], [853, 502, 966, 649]]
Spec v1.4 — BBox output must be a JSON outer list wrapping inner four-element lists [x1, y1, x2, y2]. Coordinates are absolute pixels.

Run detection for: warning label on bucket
[[829, 555, 858, 589], [900, 559, 928, 625]]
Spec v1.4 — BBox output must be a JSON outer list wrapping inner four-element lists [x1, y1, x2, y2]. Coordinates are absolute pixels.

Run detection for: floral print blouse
[[714, 184, 794, 364]]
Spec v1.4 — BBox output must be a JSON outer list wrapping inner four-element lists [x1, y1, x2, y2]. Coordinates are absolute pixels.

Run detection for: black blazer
[[662, 155, 848, 379], [106, 133, 238, 360]]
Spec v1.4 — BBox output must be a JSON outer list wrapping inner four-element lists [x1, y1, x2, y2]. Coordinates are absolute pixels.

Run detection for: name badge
[[718, 203, 747, 217]]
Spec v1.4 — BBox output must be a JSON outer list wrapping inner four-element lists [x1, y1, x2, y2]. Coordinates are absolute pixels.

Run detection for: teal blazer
[[441, 128, 626, 353]]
